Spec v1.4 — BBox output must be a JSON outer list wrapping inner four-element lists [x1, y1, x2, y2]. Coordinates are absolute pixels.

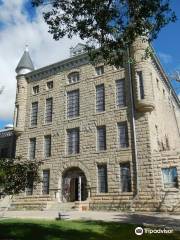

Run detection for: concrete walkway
[[1, 210, 180, 230]]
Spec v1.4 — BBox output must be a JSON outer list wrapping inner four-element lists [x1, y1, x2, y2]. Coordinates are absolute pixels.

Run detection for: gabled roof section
[[15, 49, 34, 73]]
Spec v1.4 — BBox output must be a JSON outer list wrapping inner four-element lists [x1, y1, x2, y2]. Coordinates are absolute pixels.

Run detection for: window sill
[[64, 153, 80, 158], [119, 192, 133, 195], [115, 106, 128, 111], [29, 126, 37, 129], [43, 157, 52, 160], [95, 150, 107, 154], [95, 192, 109, 196], [67, 116, 80, 121], [46, 89, 53, 92], [116, 147, 131, 151], [65, 81, 80, 87], [93, 74, 105, 78], [43, 122, 52, 126], [95, 192, 133, 196], [94, 111, 106, 116], [162, 188, 179, 192]]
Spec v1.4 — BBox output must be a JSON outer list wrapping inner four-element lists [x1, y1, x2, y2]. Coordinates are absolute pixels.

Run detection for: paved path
[[1, 210, 180, 230]]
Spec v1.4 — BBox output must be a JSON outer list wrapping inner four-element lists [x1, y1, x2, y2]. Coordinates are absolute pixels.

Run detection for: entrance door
[[70, 178, 78, 201], [62, 167, 88, 202]]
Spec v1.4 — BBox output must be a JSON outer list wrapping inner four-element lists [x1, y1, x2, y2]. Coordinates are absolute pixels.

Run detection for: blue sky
[[0, 1, 180, 129]]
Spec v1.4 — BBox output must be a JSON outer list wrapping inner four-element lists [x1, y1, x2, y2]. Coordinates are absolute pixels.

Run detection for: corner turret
[[15, 46, 34, 75], [14, 46, 34, 135]]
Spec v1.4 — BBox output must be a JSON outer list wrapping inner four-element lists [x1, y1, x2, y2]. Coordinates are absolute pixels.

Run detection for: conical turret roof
[[15, 47, 34, 74]]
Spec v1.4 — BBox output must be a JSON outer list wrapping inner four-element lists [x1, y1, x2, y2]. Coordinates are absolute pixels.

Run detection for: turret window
[[15, 105, 19, 127], [137, 71, 144, 99], [31, 102, 38, 126]]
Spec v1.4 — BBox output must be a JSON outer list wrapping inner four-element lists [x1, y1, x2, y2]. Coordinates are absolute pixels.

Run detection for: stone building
[[13, 38, 180, 211]]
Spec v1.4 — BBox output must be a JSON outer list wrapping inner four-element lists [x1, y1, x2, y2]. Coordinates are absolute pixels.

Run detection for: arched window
[[68, 72, 80, 84]]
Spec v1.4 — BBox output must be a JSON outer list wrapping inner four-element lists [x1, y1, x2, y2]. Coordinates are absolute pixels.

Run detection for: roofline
[[25, 52, 89, 81], [151, 45, 180, 107]]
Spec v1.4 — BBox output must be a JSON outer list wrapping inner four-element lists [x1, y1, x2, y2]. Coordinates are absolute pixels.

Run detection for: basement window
[[162, 167, 178, 188]]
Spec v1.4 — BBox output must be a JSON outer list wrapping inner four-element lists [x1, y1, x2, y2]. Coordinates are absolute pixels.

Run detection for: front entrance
[[62, 167, 88, 202]]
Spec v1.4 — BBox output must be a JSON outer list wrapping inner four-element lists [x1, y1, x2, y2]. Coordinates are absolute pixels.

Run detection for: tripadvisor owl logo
[[135, 227, 144, 236]]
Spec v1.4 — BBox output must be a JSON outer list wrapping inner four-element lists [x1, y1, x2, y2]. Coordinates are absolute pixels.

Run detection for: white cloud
[[158, 52, 173, 64], [0, 0, 80, 122]]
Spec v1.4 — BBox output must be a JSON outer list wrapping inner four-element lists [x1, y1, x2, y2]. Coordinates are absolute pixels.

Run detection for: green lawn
[[0, 219, 179, 240]]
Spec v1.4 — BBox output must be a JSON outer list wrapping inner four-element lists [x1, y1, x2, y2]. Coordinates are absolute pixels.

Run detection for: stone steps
[[48, 202, 76, 211], [9, 195, 54, 211]]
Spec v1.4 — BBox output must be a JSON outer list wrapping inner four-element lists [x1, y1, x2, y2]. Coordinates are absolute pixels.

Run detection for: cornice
[[25, 53, 90, 82]]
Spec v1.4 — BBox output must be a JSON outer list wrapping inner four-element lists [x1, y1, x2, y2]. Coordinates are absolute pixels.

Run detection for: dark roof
[[15, 50, 34, 73]]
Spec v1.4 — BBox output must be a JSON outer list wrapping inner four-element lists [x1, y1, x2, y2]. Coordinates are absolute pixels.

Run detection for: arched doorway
[[62, 167, 88, 202]]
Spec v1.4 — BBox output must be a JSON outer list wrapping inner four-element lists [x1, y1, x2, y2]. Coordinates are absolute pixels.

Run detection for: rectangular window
[[47, 81, 53, 90], [32, 85, 39, 94], [118, 122, 129, 148], [96, 84, 105, 112], [44, 135, 51, 158], [116, 79, 126, 107], [26, 172, 33, 196], [29, 138, 36, 160], [95, 66, 104, 76], [120, 163, 132, 192], [67, 128, 80, 155], [67, 90, 79, 118], [45, 98, 53, 123], [31, 102, 38, 126], [162, 167, 178, 188], [97, 126, 106, 151], [42, 170, 50, 195], [68, 72, 80, 84], [137, 71, 144, 99], [97, 165, 108, 193]]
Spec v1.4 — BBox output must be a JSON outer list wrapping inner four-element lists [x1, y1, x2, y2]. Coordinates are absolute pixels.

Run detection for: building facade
[[13, 38, 180, 211]]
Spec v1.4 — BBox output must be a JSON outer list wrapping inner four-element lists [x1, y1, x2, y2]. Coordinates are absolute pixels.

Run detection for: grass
[[0, 219, 179, 240]]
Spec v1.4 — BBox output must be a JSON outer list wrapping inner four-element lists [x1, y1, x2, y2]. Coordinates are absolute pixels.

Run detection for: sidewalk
[[2, 210, 180, 230]]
